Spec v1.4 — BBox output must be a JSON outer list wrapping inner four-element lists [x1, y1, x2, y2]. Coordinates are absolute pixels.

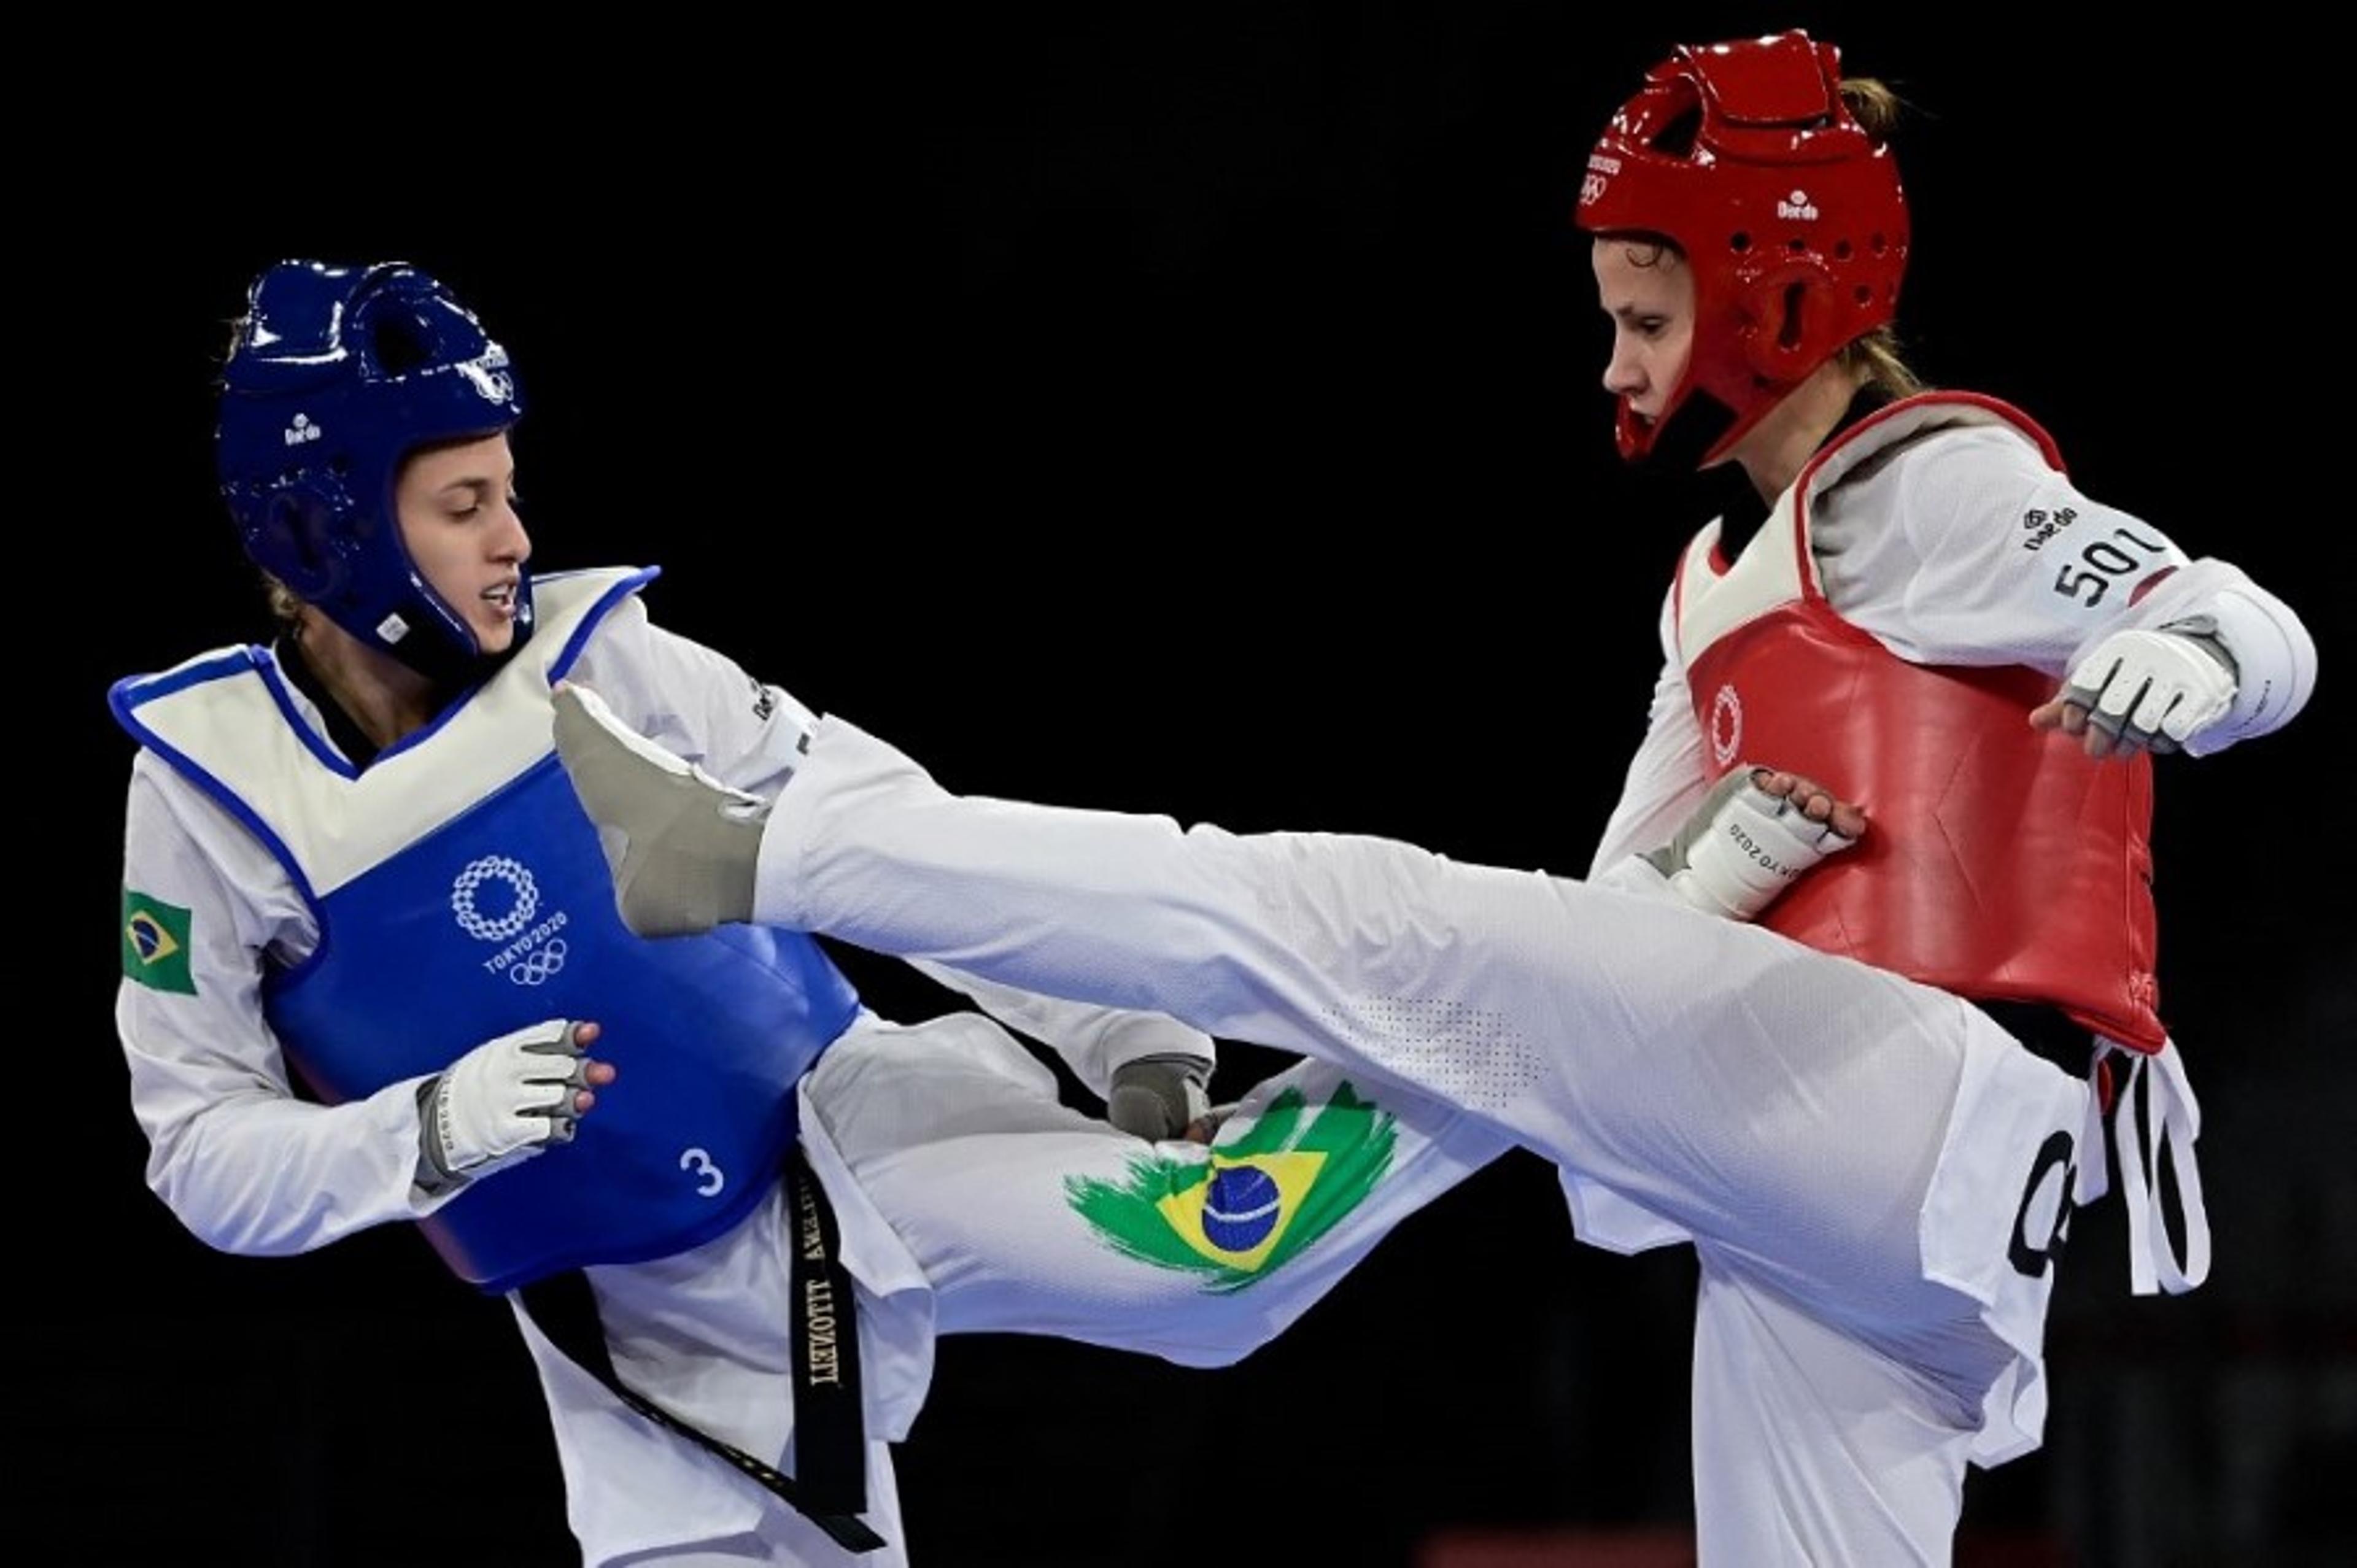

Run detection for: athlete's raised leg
[[555, 689, 2082, 1364]]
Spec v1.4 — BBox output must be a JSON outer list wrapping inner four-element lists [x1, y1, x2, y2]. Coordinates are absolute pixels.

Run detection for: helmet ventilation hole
[[1779, 282, 1807, 350], [369, 312, 435, 376]]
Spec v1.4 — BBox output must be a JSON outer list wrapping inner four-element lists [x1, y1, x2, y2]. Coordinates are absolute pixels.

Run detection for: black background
[[36, 5, 2353, 1565]]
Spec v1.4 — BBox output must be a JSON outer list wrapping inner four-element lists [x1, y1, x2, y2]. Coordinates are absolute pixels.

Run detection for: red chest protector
[[1676, 393, 2165, 1052]]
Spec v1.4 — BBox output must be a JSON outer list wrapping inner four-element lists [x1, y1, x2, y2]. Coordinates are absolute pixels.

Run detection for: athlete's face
[[1592, 236, 1694, 434], [396, 432, 530, 655]]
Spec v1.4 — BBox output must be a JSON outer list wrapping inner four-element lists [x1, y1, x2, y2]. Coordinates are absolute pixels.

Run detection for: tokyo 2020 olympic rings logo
[[452, 857, 540, 942], [452, 856, 572, 986]]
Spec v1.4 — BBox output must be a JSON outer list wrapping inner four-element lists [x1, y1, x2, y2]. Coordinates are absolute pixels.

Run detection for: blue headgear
[[216, 260, 532, 679]]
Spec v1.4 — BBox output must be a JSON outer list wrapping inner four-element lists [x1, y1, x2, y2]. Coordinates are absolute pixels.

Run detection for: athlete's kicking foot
[[551, 680, 771, 937]]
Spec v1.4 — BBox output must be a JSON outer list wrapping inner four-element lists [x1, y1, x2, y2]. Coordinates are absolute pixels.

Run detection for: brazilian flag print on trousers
[[1067, 1084, 1396, 1290]]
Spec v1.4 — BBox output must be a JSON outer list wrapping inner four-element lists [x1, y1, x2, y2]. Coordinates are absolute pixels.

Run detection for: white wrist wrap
[[1666, 775, 1857, 922]]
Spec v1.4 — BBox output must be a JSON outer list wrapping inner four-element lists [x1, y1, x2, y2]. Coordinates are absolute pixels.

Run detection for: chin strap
[[2083, 1037, 2212, 1296]]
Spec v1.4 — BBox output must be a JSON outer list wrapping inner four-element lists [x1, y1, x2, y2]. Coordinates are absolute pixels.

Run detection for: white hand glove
[[1643, 766, 1859, 921], [418, 1019, 596, 1188], [1106, 1053, 1215, 1141], [2054, 625, 2238, 757]]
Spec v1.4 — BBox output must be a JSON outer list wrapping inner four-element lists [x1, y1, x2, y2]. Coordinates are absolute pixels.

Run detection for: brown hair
[[262, 572, 307, 636]]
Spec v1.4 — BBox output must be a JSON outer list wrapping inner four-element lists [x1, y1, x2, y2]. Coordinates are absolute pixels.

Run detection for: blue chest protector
[[112, 568, 862, 1293]]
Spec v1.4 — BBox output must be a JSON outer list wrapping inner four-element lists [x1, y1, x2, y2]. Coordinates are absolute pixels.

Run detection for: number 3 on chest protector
[[680, 1147, 726, 1197]]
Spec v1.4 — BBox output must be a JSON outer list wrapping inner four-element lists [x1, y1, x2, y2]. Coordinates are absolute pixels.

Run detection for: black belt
[[517, 1144, 884, 1554]]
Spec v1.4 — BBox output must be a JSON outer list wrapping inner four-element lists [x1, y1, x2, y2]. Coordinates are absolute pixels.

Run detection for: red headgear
[[1577, 30, 1909, 464]]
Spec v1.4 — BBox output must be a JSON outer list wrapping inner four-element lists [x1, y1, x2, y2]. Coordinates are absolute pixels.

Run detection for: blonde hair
[[1832, 76, 1924, 399]]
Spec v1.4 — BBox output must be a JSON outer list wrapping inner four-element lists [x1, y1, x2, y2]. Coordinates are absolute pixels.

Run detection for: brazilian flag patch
[[122, 889, 196, 995], [1067, 1083, 1396, 1292]]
